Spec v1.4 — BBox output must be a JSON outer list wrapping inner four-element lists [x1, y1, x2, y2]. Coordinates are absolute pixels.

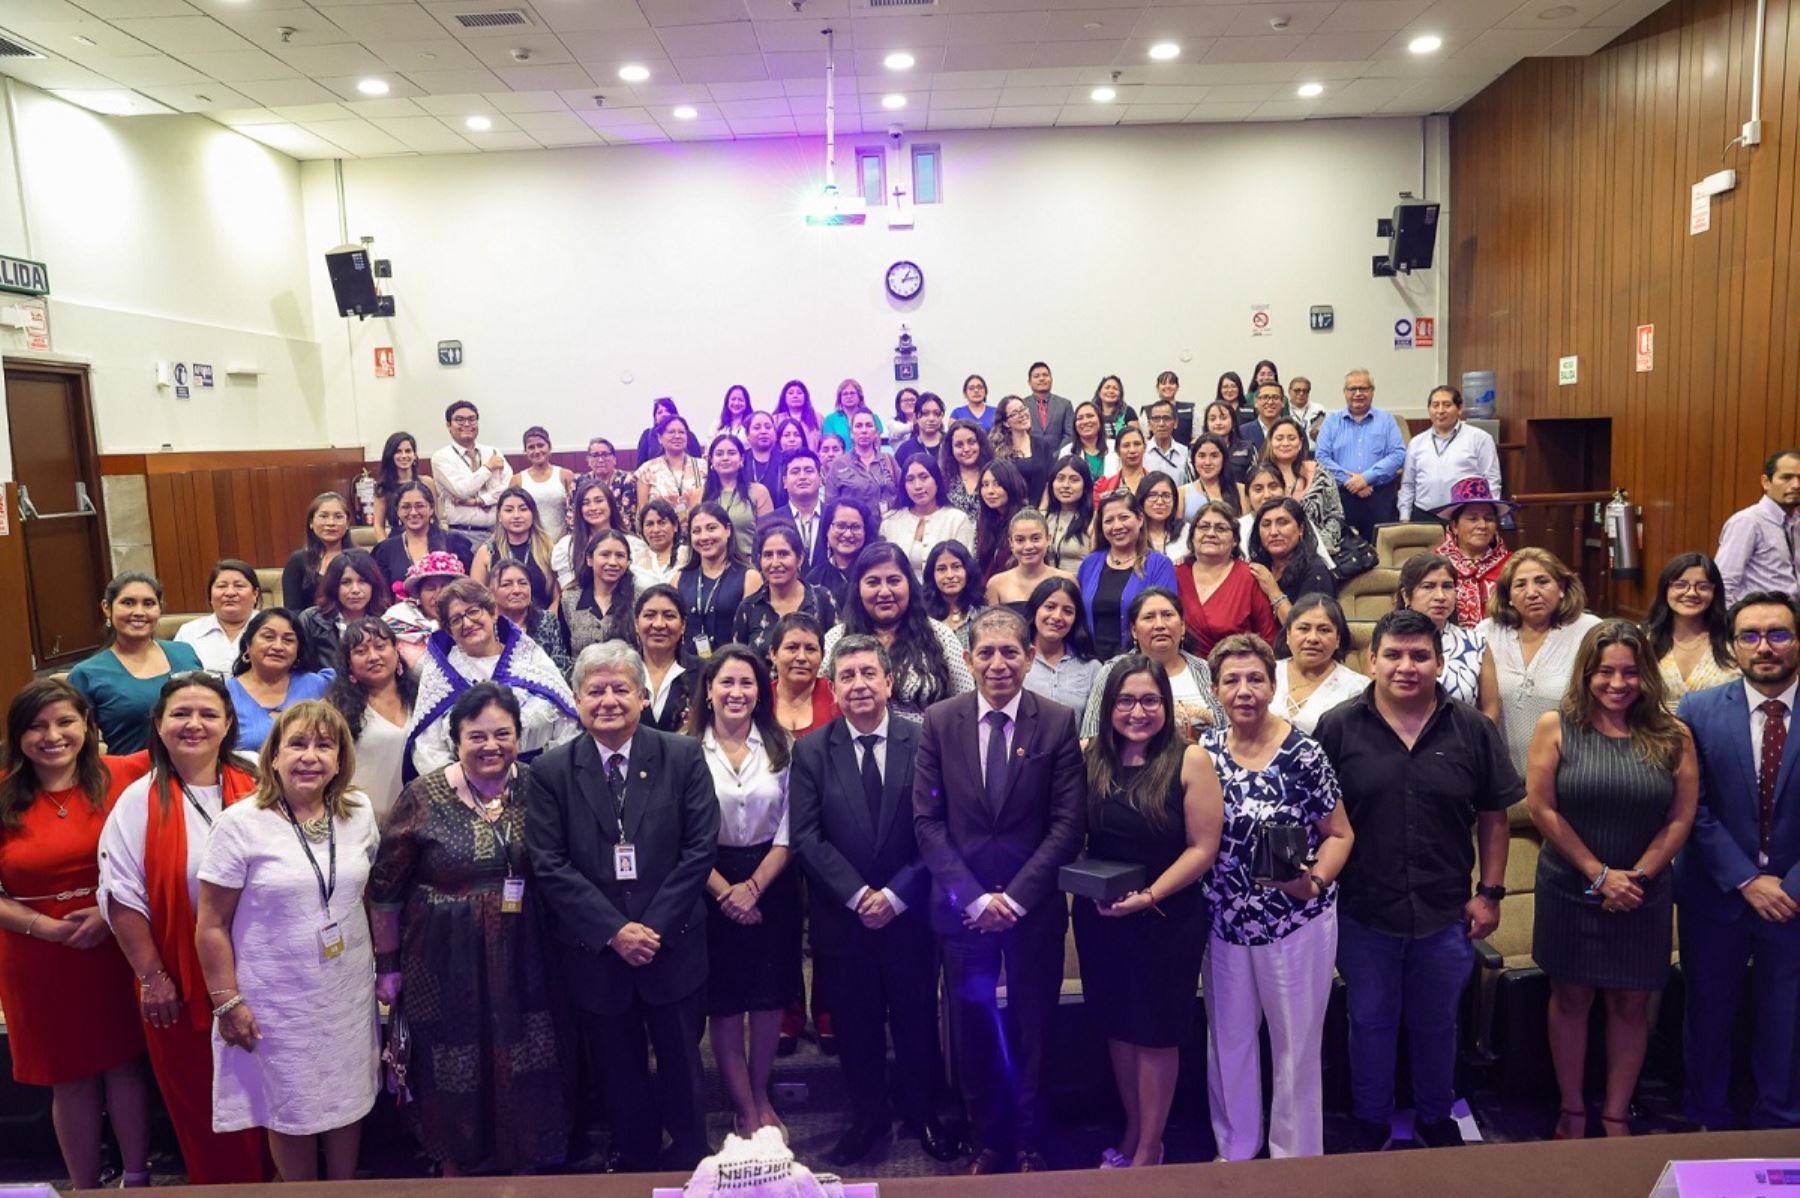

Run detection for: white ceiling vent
[[865, 0, 937, 8], [451, 10, 534, 30], [0, 31, 46, 58]]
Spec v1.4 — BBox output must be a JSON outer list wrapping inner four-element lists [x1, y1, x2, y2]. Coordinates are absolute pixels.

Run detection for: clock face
[[886, 260, 923, 300]]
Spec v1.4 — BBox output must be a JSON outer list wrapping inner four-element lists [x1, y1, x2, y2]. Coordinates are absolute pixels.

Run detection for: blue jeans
[[1335, 913, 1474, 1124]]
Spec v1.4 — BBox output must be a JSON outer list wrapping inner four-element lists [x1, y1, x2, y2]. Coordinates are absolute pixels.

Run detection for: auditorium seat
[[1374, 522, 1443, 568], [155, 613, 202, 640], [350, 526, 380, 548], [1343, 621, 1374, 675], [1469, 829, 1554, 1095], [1336, 568, 1400, 620], [257, 567, 284, 609]]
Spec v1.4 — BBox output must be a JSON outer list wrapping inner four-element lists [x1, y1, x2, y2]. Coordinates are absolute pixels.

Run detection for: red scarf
[[142, 763, 258, 1030], [1437, 532, 1510, 628]]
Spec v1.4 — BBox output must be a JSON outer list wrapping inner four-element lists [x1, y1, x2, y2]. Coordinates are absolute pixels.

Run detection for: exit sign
[[0, 254, 49, 297]]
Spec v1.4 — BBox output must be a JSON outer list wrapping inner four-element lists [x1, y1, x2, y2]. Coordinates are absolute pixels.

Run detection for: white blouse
[[554, 531, 650, 591], [631, 540, 693, 590], [98, 773, 223, 924], [174, 614, 244, 675], [353, 709, 410, 828], [1274, 660, 1368, 735], [702, 729, 790, 849], [1477, 612, 1603, 780], [880, 506, 977, 574]]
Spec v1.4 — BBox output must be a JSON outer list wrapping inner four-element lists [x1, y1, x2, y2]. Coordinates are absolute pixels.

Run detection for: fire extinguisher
[[354, 467, 377, 528], [1603, 488, 1643, 581]]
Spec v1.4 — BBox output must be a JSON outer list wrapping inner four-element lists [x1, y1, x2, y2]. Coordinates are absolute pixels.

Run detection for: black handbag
[[1249, 820, 1311, 884], [381, 1001, 413, 1106], [1331, 528, 1380, 583]]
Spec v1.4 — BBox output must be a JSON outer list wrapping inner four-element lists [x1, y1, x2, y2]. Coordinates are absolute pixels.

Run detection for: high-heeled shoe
[[1099, 1148, 1129, 1169], [1599, 1114, 1631, 1137], [1551, 1108, 1586, 1140]]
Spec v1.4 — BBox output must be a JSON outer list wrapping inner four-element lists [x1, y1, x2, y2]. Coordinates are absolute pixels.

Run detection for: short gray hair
[[572, 640, 647, 692], [827, 633, 892, 678], [967, 606, 1030, 650], [1344, 367, 1374, 387]]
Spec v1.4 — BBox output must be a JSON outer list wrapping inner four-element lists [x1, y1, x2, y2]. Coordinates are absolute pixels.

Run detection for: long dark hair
[[1043, 455, 1095, 558], [718, 384, 753, 431], [1200, 400, 1250, 454], [843, 542, 952, 702], [898, 453, 948, 512], [147, 672, 251, 815], [326, 617, 416, 740], [233, 608, 308, 678], [939, 418, 993, 484], [577, 529, 638, 638], [974, 458, 1029, 568], [1189, 432, 1238, 494], [776, 379, 820, 433], [921, 539, 978, 622], [568, 475, 625, 570], [1027, 575, 1096, 661], [315, 549, 392, 620], [1562, 619, 1687, 770], [1397, 552, 1460, 625], [702, 432, 751, 504], [301, 491, 351, 574], [684, 644, 792, 772], [389, 479, 450, 554], [1247, 496, 1321, 593], [1069, 400, 1111, 457], [100, 572, 165, 647], [1084, 654, 1183, 830], [0, 680, 111, 830], [487, 486, 556, 585], [685, 500, 749, 568], [1136, 470, 1184, 549], [377, 432, 420, 493], [1258, 415, 1313, 486], [1644, 552, 1733, 669], [1214, 371, 1247, 407]]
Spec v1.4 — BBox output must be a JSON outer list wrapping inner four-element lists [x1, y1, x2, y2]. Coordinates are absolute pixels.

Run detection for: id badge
[[613, 842, 639, 881], [501, 876, 525, 914], [693, 634, 713, 659], [319, 922, 345, 961]]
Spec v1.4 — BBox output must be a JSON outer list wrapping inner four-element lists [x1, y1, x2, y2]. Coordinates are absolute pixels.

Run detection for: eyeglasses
[[1113, 694, 1165, 713], [1149, 412, 1175, 423], [450, 415, 479, 426], [587, 450, 615, 460], [1344, 385, 1374, 395], [1735, 629, 1797, 647], [1668, 581, 1715, 594], [830, 521, 863, 533], [445, 609, 488, 629]]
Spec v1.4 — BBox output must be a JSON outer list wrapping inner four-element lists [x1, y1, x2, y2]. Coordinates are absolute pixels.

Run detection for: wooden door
[[4, 362, 110, 667]]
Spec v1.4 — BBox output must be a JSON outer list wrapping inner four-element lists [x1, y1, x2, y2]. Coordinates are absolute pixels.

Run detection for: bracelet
[[212, 995, 246, 1018], [745, 879, 762, 899], [208, 988, 238, 998], [1586, 866, 1609, 896], [25, 913, 42, 937], [138, 967, 170, 989]]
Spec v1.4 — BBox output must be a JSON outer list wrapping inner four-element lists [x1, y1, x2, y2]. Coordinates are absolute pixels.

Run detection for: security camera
[[1268, 15, 1290, 30], [887, 123, 903, 141], [592, 95, 606, 108], [511, 47, 532, 62]]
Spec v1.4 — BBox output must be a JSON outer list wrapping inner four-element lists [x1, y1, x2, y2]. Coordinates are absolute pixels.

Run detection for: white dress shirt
[[432, 441, 508, 530], [1748, 677, 1798, 870], [970, 692, 1026, 919], [98, 774, 223, 925], [880, 506, 978, 574], [1145, 439, 1192, 484], [173, 614, 244, 675], [783, 502, 824, 562], [704, 728, 791, 848], [1397, 421, 1503, 520], [844, 713, 908, 916]]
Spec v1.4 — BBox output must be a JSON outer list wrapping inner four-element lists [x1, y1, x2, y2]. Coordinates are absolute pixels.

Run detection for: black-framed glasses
[[1736, 629, 1796, 647], [1113, 694, 1165, 713]]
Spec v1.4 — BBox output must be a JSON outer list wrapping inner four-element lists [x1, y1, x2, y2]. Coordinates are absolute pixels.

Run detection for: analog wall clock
[[885, 260, 923, 300]]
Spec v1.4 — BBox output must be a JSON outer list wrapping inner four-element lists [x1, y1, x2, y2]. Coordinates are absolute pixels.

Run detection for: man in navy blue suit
[[1675, 590, 1800, 1129]]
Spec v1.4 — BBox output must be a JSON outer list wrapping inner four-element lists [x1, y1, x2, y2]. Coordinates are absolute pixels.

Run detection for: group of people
[[0, 362, 1796, 1187]]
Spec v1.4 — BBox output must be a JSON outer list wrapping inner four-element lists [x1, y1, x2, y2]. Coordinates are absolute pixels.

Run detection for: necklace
[[295, 810, 331, 843]]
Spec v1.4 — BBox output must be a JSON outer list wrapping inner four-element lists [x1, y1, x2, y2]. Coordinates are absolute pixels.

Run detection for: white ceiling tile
[[24, 20, 158, 56], [1202, 35, 1300, 63], [1288, 30, 1395, 60], [1055, 104, 1121, 124], [1248, 98, 1322, 119], [435, 110, 521, 132], [742, 0, 847, 15], [1283, 59, 1375, 80], [314, 4, 443, 40], [66, 0, 194, 16], [1203, 81, 1282, 102], [209, 107, 286, 125], [925, 109, 992, 128], [271, 43, 394, 76], [991, 104, 1060, 125], [932, 69, 1008, 87], [312, 72, 427, 99], [535, 129, 604, 144], [0, 0, 112, 25], [402, 66, 509, 92], [465, 129, 543, 149], [929, 87, 1002, 107], [665, 116, 734, 137], [1031, 39, 1123, 66], [561, 28, 673, 59], [941, 42, 1036, 70], [1499, 0, 1615, 28], [233, 76, 346, 105], [657, 20, 762, 56], [707, 79, 787, 98], [576, 104, 653, 127], [1187, 62, 1302, 84], [718, 96, 792, 117], [1039, 9, 1137, 40], [639, 0, 754, 28], [1183, 100, 1258, 120], [1131, 8, 1239, 38], [492, 63, 597, 88], [209, 10, 350, 52], [485, 89, 573, 111], [857, 89, 925, 111], [945, 12, 1046, 43], [364, 39, 485, 70], [674, 53, 769, 81], [174, 48, 301, 81], [1318, 1, 1436, 33], [852, 46, 946, 73], [783, 92, 822, 113], [271, 102, 357, 121], [235, 123, 347, 159], [998, 85, 1071, 105], [344, 96, 429, 116], [1003, 66, 1082, 84], [527, 0, 655, 32], [1591, 0, 1672, 28], [780, 75, 826, 95], [1408, 0, 1527, 32], [462, 34, 577, 68], [368, 115, 477, 150], [1128, 82, 1206, 101], [1462, 27, 1570, 55], [1224, 3, 1337, 38], [606, 124, 673, 142], [138, 82, 259, 111], [302, 119, 412, 154], [849, 15, 948, 49], [110, 15, 258, 54], [75, 54, 210, 86], [1540, 26, 1622, 54], [1119, 100, 1192, 120], [726, 114, 797, 134], [184, 0, 310, 14], [754, 20, 840, 51], [648, 101, 721, 120]]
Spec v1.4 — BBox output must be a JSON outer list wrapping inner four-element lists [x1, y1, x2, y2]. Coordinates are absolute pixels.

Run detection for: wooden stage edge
[[68, 1129, 1800, 1197]]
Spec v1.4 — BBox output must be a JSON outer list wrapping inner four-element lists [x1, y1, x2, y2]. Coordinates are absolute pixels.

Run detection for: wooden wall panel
[[0, 484, 35, 698], [1451, 0, 1800, 615]]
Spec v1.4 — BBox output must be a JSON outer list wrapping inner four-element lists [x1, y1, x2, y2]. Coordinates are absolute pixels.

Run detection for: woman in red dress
[[0, 679, 154, 1189], [96, 674, 270, 1185], [1175, 500, 1281, 659]]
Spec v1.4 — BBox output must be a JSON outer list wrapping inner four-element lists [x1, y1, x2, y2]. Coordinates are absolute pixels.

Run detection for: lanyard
[[1430, 425, 1460, 457], [696, 570, 725, 618], [179, 783, 215, 829], [278, 798, 336, 916], [453, 767, 519, 877]]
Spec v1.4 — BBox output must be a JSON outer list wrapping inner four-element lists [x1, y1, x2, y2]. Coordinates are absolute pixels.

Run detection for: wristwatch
[[1309, 873, 1329, 896], [1475, 883, 1507, 901]]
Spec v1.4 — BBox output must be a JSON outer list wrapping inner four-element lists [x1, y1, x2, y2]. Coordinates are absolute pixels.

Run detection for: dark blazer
[[791, 716, 931, 954], [1675, 681, 1800, 921], [1027, 392, 1076, 450], [912, 690, 1087, 936], [525, 726, 720, 1014]]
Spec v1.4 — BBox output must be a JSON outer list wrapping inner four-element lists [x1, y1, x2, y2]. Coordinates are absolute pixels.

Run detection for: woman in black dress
[[1525, 619, 1697, 1139], [1072, 654, 1224, 1169], [677, 502, 763, 660]]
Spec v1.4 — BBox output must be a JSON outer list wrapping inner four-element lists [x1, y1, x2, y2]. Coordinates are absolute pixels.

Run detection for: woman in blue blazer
[[1077, 489, 1178, 661]]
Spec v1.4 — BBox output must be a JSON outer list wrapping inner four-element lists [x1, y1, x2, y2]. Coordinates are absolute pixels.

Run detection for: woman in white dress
[[325, 617, 415, 828], [1395, 553, 1492, 709], [879, 454, 976, 575], [195, 700, 379, 1182], [507, 425, 574, 540], [174, 560, 261, 675], [1272, 596, 1367, 735], [1478, 548, 1603, 780], [404, 578, 579, 780]]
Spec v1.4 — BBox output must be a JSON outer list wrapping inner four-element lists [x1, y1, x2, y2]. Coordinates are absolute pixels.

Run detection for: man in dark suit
[[1024, 360, 1075, 449], [1237, 379, 1293, 454], [791, 633, 959, 1166], [757, 448, 826, 568], [1675, 590, 1800, 1129], [526, 641, 721, 1170], [914, 607, 1086, 1173]]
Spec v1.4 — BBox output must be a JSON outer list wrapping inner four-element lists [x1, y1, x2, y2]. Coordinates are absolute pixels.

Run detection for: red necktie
[[1760, 699, 1788, 859], [1037, 396, 1048, 427]]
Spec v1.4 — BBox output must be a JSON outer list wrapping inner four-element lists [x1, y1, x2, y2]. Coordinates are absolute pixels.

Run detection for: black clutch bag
[[1059, 859, 1147, 905], [1250, 821, 1311, 884]]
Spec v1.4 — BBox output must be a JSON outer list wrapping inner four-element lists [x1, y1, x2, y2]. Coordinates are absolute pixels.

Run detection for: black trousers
[[582, 987, 708, 1171], [1338, 479, 1400, 543], [939, 909, 1064, 1156], [827, 914, 943, 1127]]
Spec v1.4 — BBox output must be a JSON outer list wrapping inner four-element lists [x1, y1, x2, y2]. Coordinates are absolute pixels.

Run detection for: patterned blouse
[[1439, 620, 1487, 708], [1200, 727, 1341, 947], [1656, 648, 1739, 713]]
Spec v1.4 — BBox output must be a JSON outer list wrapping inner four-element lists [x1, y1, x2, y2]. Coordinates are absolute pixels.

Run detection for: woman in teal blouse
[[67, 573, 203, 753]]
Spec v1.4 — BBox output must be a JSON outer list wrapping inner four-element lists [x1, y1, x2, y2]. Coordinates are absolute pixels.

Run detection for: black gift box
[[1059, 859, 1146, 905]]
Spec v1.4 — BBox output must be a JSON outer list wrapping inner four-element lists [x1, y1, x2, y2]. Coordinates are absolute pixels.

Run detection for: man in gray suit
[[1025, 361, 1075, 449]]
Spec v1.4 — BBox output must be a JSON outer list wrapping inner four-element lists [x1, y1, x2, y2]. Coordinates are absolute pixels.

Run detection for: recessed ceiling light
[[1297, 82, 1324, 98], [618, 64, 651, 82], [881, 93, 907, 109], [1407, 34, 1443, 54], [673, 104, 698, 119], [465, 115, 492, 131], [884, 51, 914, 70], [1148, 42, 1180, 60], [356, 78, 390, 96], [72, 34, 97, 46], [1538, 4, 1578, 17], [1091, 86, 1117, 102]]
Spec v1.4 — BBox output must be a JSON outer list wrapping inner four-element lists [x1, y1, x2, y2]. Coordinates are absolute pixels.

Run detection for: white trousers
[[1202, 904, 1338, 1160]]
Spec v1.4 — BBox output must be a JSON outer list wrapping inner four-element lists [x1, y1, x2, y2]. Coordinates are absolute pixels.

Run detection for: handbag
[[1249, 819, 1311, 884], [381, 1000, 413, 1106], [1331, 528, 1379, 583]]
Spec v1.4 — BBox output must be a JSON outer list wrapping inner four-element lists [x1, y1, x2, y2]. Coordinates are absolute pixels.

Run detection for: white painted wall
[[0, 80, 332, 466], [307, 115, 1451, 457]]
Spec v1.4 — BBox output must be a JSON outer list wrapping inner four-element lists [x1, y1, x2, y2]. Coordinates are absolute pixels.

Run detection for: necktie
[[1037, 396, 1049, 428], [983, 710, 1010, 815], [1759, 700, 1788, 860], [607, 752, 628, 829], [857, 734, 883, 825], [465, 447, 480, 470]]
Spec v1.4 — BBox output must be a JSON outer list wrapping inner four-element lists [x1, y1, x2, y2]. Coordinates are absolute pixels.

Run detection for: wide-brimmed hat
[[1433, 476, 1520, 522], [396, 550, 466, 598]]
